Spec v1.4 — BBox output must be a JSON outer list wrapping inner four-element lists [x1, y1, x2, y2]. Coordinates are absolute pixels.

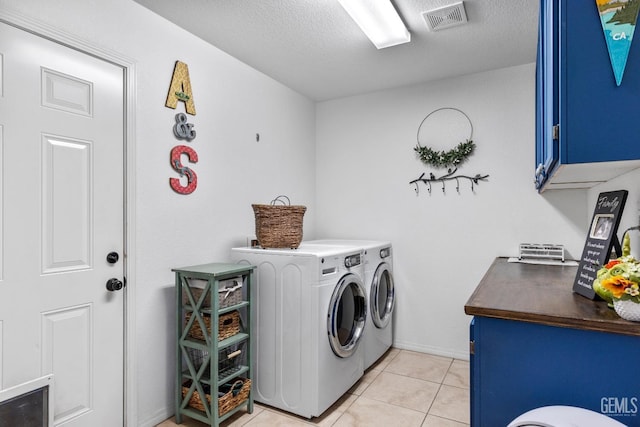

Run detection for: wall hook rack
[[409, 168, 489, 195], [411, 107, 489, 195]]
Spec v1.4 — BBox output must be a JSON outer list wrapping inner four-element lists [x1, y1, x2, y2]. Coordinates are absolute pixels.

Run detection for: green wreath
[[414, 139, 475, 169], [414, 108, 475, 169]]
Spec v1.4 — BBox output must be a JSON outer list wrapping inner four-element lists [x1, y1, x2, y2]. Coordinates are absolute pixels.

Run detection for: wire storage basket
[[184, 347, 208, 372], [218, 341, 246, 379], [252, 195, 306, 249], [184, 340, 247, 380]]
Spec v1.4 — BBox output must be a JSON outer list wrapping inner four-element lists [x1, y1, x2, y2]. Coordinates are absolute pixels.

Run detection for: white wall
[[315, 64, 588, 359], [0, 1, 316, 426]]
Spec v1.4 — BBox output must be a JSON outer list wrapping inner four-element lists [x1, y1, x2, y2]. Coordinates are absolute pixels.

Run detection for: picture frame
[[589, 214, 614, 240], [573, 190, 628, 299]]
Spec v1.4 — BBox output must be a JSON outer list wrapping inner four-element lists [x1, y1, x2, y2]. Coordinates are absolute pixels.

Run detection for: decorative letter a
[[165, 61, 196, 115]]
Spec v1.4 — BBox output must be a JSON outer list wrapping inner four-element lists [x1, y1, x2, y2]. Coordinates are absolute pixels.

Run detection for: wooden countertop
[[464, 257, 640, 337]]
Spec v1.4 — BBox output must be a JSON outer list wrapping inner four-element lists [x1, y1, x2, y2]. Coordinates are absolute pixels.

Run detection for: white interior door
[[0, 22, 125, 426]]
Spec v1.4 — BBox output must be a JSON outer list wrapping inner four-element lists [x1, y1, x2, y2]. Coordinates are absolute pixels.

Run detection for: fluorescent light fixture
[[338, 0, 411, 49]]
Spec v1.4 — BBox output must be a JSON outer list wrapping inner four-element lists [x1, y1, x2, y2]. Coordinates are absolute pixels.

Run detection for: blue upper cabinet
[[535, 0, 640, 191]]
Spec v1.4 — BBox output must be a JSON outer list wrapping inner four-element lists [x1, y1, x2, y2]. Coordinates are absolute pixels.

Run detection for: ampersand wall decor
[[173, 113, 196, 141], [166, 60, 199, 195], [409, 107, 489, 195]]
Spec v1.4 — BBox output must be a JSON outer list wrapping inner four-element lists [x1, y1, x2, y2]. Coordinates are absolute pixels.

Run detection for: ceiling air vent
[[422, 1, 467, 31]]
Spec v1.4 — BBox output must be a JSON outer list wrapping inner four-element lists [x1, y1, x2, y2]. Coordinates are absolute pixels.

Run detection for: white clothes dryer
[[305, 240, 395, 369], [230, 243, 367, 418]]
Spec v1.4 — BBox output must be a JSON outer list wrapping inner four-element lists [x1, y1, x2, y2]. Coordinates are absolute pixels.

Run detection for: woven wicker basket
[[182, 378, 251, 416], [186, 310, 240, 341], [218, 280, 243, 309], [252, 196, 306, 249], [182, 278, 243, 309], [218, 378, 251, 416]]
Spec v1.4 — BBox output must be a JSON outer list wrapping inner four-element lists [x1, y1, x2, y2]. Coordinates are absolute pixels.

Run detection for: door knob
[[106, 278, 124, 292], [106, 252, 120, 264]]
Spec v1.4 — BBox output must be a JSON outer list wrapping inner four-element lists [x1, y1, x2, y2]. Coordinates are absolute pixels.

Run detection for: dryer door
[[327, 273, 367, 358], [371, 262, 395, 329]]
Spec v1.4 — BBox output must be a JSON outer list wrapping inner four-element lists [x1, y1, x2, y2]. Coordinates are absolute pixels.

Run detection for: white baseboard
[[392, 340, 470, 361], [137, 407, 173, 427]]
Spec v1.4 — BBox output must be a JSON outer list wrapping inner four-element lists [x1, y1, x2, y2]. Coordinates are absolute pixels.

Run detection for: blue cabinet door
[[563, 1, 640, 164], [535, 0, 559, 189], [469, 318, 480, 427], [535, 0, 640, 190], [470, 316, 640, 426]]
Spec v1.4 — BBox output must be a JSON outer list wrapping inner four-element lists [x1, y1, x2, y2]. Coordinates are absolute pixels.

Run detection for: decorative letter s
[[169, 145, 198, 194]]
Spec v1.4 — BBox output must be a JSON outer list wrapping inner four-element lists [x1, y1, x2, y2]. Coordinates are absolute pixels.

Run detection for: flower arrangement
[[593, 233, 640, 321], [597, 258, 640, 303]]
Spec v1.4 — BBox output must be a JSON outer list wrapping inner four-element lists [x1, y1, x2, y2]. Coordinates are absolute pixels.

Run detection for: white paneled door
[[0, 22, 125, 426]]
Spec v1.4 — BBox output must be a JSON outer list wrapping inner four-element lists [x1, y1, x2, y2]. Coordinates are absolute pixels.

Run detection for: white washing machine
[[306, 240, 395, 369], [230, 243, 367, 418]]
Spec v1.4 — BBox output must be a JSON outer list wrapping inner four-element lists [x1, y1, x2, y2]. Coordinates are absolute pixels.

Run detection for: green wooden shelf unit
[[173, 262, 255, 427]]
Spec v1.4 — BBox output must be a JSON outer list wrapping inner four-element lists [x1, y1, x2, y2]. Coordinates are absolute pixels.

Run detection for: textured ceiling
[[133, 0, 539, 101]]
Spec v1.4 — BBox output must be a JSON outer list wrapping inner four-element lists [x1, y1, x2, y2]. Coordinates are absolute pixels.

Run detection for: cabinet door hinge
[[469, 340, 475, 355], [552, 124, 560, 140]]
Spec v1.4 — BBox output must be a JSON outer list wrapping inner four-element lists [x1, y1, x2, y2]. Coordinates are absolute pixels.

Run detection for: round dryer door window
[[371, 262, 395, 328], [327, 273, 366, 358]]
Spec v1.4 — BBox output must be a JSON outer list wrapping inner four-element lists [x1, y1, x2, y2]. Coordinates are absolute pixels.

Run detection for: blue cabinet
[[466, 258, 640, 426], [535, 0, 640, 191], [470, 316, 640, 426]]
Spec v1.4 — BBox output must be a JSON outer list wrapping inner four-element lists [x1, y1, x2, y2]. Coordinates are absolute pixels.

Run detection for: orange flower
[[600, 276, 635, 299], [605, 260, 622, 269]]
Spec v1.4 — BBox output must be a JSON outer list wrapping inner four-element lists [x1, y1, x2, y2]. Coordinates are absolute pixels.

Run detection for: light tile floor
[[158, 349, 470, 427]]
